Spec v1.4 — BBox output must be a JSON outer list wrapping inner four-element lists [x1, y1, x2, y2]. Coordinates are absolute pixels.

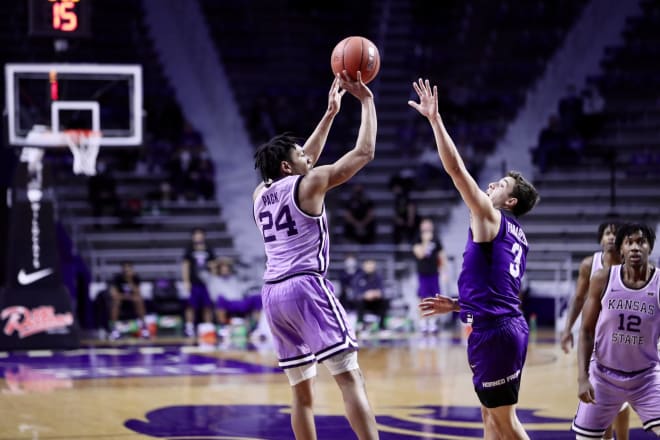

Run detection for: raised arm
[[560, 255, 593, 353], [577, 267, 607, 404], [302, 76, 345, 166], [298, 71, 376, 212], [408, 79, 497, 224]]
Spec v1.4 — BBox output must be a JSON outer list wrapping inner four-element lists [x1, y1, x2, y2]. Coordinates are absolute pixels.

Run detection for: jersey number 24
[[259, 205, 299, 242]]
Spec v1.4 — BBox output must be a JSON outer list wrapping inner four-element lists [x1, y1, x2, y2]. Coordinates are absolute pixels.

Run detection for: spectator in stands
[[201, 258, 262, 331], [412, 218, 447, 333], [558, 84, 584, 134], [87, 159, 119, 227], [338, 253, 360, 311], [351, 259, 389, 333], [189, 153, 216, 201], [342, 184, 376, 244], [628, 146, 660, 178], [181, 227, 216, 337], [168, 146, 200, 201], [531, 114, 566, 172], [108, 261, 149, 340], [414, 142, 445, 190], [390, 175, 419, 244], [580, 85, 605, 138]]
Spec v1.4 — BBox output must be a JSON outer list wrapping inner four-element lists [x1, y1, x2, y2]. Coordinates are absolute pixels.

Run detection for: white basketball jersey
[[590, 251, 603, 279], [594, 265, 660, 372]]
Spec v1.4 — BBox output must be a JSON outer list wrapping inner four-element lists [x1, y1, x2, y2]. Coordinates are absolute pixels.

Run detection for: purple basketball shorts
[[261, 274, 358, 369], [466, 315, 529, 408]]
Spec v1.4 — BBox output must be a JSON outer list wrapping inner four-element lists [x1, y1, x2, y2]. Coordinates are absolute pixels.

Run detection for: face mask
[[344, 258, 357, 273]]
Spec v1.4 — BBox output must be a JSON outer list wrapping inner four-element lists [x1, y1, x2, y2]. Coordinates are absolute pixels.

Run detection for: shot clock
[[28, 0, 91, 37]]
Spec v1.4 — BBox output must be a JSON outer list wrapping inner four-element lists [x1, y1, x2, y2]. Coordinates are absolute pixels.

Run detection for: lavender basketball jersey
[[457, 211, 528, 322], [594, 265, 660, 372], [253, 175, 330, 282], [590, 251, 603, 278]]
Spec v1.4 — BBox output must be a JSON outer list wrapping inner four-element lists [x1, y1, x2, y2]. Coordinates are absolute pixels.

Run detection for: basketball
[[330, 36, 381, 84]]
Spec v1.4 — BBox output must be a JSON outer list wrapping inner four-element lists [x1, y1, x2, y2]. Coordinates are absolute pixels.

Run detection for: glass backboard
[[5, 63, 142, 147]]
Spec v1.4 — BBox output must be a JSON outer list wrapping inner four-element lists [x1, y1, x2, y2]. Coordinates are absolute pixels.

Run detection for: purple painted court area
[[125, 404, 650, 439], [0, 346, 280, 380]]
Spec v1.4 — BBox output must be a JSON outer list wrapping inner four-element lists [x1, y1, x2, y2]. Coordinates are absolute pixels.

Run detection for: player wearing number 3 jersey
[[252, 71, 379, 440], [411, 78, 539, 439]]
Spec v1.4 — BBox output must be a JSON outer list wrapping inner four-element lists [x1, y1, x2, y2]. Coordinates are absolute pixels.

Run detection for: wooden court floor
[[0, 329, 653, 439]]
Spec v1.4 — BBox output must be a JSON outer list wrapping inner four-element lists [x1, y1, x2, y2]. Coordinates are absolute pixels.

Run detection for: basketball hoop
[[65, 129, 101, 176]]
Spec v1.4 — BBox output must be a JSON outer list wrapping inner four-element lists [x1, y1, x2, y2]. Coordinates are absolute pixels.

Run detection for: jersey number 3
[[509, 242, 523, 278], [259, 205, 299, 242]]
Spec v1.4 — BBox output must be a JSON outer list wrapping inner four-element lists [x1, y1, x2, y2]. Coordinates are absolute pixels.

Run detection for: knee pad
[[323, 350, 359, 376], [284, 362, 317, 386]]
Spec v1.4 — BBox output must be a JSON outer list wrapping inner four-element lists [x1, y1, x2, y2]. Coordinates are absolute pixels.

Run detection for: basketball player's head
[[120, 261, 134, 277], [597, 220, 620, 252], [486, 171, 539, 217], [254, 133, 310, 183], [615, 222, 655, 265], [191, 227, 206, 246]]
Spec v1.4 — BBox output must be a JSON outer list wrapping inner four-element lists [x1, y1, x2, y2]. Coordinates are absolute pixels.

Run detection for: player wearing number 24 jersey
[[252, 71, 379, 440], [411, 78, 539, 440]]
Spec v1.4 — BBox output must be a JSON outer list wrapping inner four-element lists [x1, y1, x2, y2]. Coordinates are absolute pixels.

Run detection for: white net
[[65, 130, 101, 176]]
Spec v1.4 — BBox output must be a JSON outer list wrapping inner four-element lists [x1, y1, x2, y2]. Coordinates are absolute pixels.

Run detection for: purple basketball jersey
[[253, 176, 330, 282], [457, 210, 528, 323], [594, 265, 660, 372]]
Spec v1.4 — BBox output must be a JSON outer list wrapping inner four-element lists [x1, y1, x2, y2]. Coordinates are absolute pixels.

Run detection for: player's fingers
[[417, 78, 426, 93], [407, 100, 421, 111], [412, 81, 422, 96], [356, 70, 363, 83], [340, 70, 351, 82]]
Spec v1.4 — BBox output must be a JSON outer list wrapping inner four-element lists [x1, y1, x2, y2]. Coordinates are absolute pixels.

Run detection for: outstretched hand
[[408, 78, 439, 120], [418, 294, 458, 317], [337, 71, 374, 101]]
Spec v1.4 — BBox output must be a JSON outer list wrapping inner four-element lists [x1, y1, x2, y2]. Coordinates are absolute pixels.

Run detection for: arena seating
[[525, 0, 660, 290]]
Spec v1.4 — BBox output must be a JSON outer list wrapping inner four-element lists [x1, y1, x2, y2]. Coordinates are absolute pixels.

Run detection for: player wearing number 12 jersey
[[411, 78, 539, 439], [573, 223, 660, 439], [252, 71, 379, 440]]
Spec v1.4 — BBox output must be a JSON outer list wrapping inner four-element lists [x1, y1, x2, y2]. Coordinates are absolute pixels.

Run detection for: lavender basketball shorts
[[572, 362, 660, 437], [188, 283, 212, 309], [417, 273, 441, 299], [216, 295, 262, 315], [261, 274, 358, 369], [466, 315, 529, 408]]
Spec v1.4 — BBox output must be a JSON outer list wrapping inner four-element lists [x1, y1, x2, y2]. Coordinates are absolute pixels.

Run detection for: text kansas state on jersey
[[594, 265, 660, 372], [253, 175, 330, 282]]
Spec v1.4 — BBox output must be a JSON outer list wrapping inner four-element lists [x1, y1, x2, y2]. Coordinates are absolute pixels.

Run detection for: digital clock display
[[29, 0, 91, 37]]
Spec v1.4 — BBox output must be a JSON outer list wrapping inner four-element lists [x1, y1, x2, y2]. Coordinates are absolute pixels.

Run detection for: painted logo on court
[[125, 404, 650, 439], [0, 347, 280, 381]]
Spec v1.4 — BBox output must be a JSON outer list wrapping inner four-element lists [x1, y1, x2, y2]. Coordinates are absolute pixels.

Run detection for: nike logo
[[17, 268, 54, 285]]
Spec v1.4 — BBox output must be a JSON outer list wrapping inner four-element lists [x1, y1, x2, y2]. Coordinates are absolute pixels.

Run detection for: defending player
[[411, 78, 539, 439], [560, 220, 630, 440], [572, 222, 660, 438], [253, 71, 379, 440]]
